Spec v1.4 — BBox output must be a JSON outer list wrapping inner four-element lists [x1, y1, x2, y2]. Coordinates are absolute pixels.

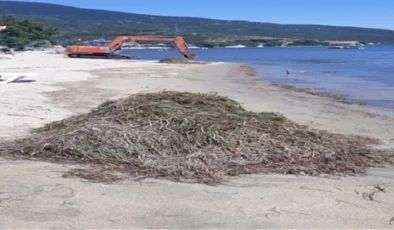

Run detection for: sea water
[[119, 46, 394, 112]]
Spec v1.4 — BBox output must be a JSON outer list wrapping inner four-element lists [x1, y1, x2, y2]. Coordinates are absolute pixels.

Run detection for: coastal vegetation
[[0, 15, 59, 47]]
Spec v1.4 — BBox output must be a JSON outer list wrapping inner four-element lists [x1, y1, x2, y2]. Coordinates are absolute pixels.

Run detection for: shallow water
[[119, 46, 394, 112]]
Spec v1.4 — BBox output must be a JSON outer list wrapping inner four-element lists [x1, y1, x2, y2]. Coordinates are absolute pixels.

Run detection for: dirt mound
[[158, 57, 206, 64], [1, 91, 392, 184], [159, 57, 191, 64]]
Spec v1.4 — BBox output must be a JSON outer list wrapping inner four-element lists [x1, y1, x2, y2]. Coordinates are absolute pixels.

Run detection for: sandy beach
[[1, 51, 394, 228]]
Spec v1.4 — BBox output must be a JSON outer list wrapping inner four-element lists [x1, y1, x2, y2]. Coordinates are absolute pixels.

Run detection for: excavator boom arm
[[106, 36, 173, 52], [106, 35, 195, 59]]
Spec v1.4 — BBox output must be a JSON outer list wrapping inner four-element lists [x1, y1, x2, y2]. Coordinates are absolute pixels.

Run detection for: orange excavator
[[65, 34, 196, 60]]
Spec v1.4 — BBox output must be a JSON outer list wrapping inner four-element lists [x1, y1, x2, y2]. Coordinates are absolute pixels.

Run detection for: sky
[[9, 0, 394, 30]]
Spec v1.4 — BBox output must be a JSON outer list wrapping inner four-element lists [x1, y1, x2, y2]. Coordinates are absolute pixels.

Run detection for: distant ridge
[[1, 1, 394, 44]]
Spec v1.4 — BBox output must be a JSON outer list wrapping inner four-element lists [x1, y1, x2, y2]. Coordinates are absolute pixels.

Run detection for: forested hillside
[[0, 15, 58, 47]]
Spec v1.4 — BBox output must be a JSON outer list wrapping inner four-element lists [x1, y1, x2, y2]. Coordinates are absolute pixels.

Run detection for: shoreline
[[249, 64, 394, 113], [239, 63, 394, 119], [239, 64, 370, 107], [0, 52, 394, 228]]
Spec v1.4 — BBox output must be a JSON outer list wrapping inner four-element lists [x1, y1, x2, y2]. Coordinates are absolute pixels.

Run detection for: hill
[[0, 15, 59, 47], [1, 1, 394, 45]]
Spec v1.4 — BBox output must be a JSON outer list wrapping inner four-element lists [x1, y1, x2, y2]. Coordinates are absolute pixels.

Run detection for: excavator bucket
[[183, 53, 197, 59]]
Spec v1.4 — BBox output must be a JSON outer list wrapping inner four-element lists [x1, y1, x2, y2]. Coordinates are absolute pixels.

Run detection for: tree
[[0, 16, 59, 47]]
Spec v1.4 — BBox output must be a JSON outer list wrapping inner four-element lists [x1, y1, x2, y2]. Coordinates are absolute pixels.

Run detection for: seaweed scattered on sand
[[159, 57, 192, 64], [271, 83, 366, 105], [62, 168, 125, 184], [239, 64, 258, 77], [159, 57, 207, 64]]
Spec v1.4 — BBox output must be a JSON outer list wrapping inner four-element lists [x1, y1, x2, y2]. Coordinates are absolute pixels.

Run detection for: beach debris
[[0, 91, 392, 184], [362, 185, 387, 202], [362, 190, 379, 202], [158, 57, 207, 64], [239, 64, 258, 77], [264, 206, 281, 218], [0, 72, 37, 84], [336, 199, 367, 210], [62, 168, 125, 184], [159, 57, 191, 64], [374, 185, 386, 193], [271, 83, 365, 105], [389, 216, 394, 225]]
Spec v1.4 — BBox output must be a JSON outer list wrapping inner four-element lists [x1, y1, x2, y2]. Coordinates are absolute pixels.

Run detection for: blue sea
[[119, 46, 394, 113]]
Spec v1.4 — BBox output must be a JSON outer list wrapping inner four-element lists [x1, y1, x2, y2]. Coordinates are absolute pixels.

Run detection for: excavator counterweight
[[65, 35, 196, 60]]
